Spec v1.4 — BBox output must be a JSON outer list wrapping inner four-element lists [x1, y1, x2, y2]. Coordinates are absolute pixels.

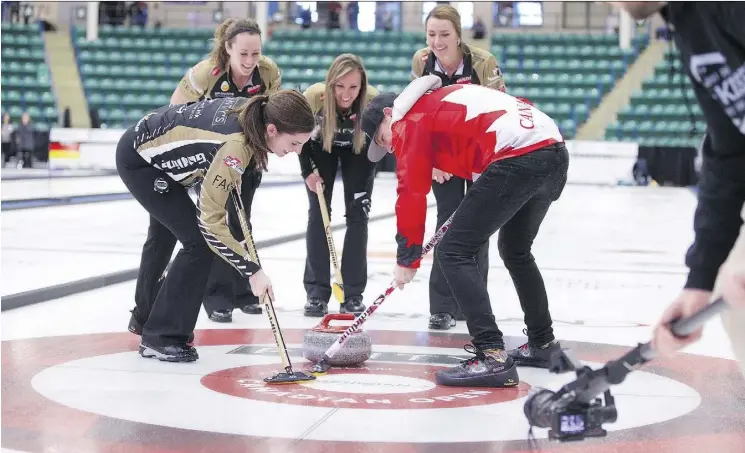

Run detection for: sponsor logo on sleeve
[[211, 174, 235, 192], [223, 155, 244, 174]]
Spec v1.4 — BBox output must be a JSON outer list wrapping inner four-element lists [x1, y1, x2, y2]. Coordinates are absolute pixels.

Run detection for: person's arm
[[684, 154, 745, 291], [263, 57, 283, 94], [481, 54, 506, 92], [298, 138, 318, 179], [171, 60, 211, 105], [197, 140, 260, 277], [410, 49, 428, 81], [394, 118, 435, 269], [608, 2, 667, 20]]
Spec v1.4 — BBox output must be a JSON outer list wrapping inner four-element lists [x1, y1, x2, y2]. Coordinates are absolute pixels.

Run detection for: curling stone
[[302, 313, 372, 366]]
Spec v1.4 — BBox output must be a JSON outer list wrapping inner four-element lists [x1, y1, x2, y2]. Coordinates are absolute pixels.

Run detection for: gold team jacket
[[132, 97, 261, 276], [175, 55, 282, 102], [410, 44, 506, 91]]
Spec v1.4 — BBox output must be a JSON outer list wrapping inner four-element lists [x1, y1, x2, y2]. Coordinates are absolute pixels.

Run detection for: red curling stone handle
[[314, 313, 356, 333]]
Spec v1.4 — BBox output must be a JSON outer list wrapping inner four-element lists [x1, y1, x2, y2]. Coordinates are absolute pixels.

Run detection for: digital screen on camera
[[559, 413, 586, 434]]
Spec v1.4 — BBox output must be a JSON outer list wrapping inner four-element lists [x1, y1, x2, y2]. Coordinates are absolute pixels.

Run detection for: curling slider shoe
[[264, 370, 316, 384], [309, 359, 332, 376]]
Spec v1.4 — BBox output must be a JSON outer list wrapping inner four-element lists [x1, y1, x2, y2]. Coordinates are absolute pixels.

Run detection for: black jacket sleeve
[[684, 153, 745, 291], [298, 139, 320, 179]]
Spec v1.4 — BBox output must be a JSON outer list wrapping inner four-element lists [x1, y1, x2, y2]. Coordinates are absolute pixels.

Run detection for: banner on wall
[[47, 128, 639, 184]]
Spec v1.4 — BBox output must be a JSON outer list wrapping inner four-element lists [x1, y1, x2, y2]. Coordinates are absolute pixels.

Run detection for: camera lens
[[524, 388, 556, 428]]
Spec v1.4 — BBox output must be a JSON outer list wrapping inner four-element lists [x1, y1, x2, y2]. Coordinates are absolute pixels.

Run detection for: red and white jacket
[[391, 75, 564, 268]]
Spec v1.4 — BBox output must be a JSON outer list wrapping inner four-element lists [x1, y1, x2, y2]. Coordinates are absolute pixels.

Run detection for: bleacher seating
[[73, 25, 648, 137], [492, 32, 649, 138], [1, 22, 58, 130], [606, 44, 706, 147], [72, 25, 215, 127]]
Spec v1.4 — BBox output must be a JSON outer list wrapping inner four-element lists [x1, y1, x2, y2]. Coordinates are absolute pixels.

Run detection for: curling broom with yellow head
[[230, 189, 314, 384], [310, 159, 345, 303]]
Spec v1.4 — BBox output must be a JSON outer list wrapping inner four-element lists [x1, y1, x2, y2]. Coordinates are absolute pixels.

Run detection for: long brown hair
[[322, 54, 369, 154], [208, 18, 262, 72], [233, 90, 316, 171], [425, 5, 470, 56]]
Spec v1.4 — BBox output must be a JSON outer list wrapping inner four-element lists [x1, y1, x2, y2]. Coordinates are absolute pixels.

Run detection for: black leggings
[[115, 127, 214, 347]]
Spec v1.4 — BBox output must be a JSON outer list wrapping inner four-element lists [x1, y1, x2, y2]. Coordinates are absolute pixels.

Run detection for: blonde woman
[[411, 4, 506, 332], [299, 53, 379, 317]]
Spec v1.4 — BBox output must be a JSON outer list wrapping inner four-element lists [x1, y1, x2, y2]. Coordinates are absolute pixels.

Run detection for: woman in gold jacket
[[298, 54, 379, 317]]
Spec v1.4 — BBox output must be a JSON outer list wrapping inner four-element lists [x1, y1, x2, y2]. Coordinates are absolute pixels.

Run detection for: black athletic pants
[[130, 172, 260, 321], [436, 143, 569, 351], [430, 176, 489, 316], [115, 127, 213, 347], [303, 144, 376, 302]]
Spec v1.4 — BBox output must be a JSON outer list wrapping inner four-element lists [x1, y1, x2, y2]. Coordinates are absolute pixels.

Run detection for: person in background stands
[[15, 112, 34, 169], [2, 113, 14, 167]]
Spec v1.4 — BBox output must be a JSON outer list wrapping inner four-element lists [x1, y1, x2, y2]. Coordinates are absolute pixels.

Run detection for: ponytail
[[233, 90, 316, 171]]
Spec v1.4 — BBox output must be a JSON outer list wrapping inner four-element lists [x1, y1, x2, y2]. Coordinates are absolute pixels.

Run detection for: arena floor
[[2, 172, 744, 453]]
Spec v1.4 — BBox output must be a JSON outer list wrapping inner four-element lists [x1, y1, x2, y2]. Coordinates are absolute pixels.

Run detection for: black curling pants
[[436, 143, 569, 351], [116, 126, 213, 347], [302, 145, 376, 302], [430, 176, 490, 317]]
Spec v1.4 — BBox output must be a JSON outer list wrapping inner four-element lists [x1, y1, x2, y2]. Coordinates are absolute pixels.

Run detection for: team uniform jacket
[[132, 97, 261, 277], [411, 44, 506, 92], [391, 76, 563, 269], [175, 55, 282, 102], [297, 82, 379, 178]]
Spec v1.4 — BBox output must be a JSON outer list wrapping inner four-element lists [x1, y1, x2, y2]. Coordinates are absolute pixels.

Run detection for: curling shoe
[[304, 297, 328, 317], [240, 301, 263, 315], [340, 296, 366, 314], [435, 344, 519, 387], [128, 309, 194, 344], [428, 312, 456, 330], [139, 342, 199, 362], [507, 338, 561, 368], [208, 309, 233, 323]]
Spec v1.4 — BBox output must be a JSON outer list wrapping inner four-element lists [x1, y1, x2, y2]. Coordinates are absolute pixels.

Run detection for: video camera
[[523, 297, 729, 442]]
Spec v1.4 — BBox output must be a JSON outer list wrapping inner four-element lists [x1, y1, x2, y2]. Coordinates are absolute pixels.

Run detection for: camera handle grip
[[669, 297, 729, 338]]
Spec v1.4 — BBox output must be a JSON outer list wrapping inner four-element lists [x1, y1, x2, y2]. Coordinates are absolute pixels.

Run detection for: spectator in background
[[15, 112, 34, 169], [327, 1, 341, 29], [300, 7, 312, 29], [2, 113, 14, 167], [472, 17, 486, 39], [129, 2, 148, 28], [347, 2, 359, 31]]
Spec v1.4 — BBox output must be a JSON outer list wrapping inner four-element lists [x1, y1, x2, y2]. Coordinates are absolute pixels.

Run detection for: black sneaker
[[507, 340, 561, 368], [139, 342, 199, 362], [208, 309, 233, 323], [304, 297, 328, 317], [129, 309, 195, 344], [428, 312, 456, 330], [435, 344, 519, 387], [240, 301, 263, 315], [340, 296, 366, 314]]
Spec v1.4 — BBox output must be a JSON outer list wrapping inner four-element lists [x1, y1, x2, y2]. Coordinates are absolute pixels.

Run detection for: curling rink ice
[[2, 161, 744, 453]]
